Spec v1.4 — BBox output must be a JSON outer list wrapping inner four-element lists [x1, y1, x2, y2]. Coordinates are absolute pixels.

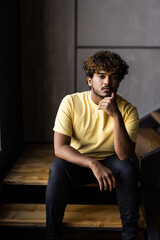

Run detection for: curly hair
[[83, 50, 129, 81]]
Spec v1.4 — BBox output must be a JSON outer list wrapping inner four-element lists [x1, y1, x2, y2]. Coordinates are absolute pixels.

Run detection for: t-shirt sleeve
[[125, 106, 139, 143], [53, 95, 73, 137]]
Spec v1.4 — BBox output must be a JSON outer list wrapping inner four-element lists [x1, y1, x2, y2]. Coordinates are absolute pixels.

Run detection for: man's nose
[[104, 76, 110, 85]]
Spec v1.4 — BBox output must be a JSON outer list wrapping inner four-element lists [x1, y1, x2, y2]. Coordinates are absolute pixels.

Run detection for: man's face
[[87, 70, 120, 99]]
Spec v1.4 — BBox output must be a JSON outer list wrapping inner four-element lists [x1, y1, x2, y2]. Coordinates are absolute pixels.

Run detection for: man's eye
[[99, 75, 105, 79], [111, 75, 119, 80]]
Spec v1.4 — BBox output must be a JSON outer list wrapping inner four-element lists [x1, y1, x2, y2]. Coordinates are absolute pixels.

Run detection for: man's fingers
[[99, 98, 113, 106], [98, 178, 109, 191], [102, 174, 115, 191], [111, 175, 116, 188], [98, 175, 116, 191], [111, 92, 115, 98], [105, 170, 116, 191], [103, 178, 108, 191], [106, 176, 113, 191], [98, 179, 103, 191], [98, 101, 110, 109]]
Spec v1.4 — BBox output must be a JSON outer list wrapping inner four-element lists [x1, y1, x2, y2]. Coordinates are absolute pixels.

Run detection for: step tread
[[0, 204, 146, 229], [135, 128, 160, 158], [151, 111, 160, 124], [4, 144, 54, 185], [4, 132, 160, 186]]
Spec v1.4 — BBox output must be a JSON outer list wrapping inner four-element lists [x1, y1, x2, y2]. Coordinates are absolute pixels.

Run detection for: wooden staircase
[[0, 143, 147, 238], [1, 110, 160, 239]]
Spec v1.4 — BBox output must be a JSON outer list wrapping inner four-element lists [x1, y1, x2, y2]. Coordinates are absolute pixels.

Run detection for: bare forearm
[[113, 112, 135, 160], [98, 95, 135, 160], [54, 132, 116, 191], [54, 143, 95, 168], [55, 143, 116, 191]]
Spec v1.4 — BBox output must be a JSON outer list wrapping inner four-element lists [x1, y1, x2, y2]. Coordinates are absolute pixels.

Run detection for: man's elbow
[[119, 153, 132, 161], [118, 143, 135, 160], [54, 151, 60, 158], [54, 145, 67, 159], [119, 148, 135, 161], [54, 146, 62, 158]]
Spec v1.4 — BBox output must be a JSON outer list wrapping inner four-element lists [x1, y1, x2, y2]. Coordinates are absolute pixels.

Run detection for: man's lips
[[101, 87, 112, 91]]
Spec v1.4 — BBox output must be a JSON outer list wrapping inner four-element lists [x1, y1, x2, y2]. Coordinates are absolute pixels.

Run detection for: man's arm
[[98, 92, 135, 160], [54, 131, 116, 191]]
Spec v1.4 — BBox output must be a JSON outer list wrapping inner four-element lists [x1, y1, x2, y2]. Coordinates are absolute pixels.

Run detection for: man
[[46, 50, 139, 240]]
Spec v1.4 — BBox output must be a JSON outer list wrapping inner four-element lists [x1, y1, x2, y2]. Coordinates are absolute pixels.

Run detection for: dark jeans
[[45, 154, 139, 240]]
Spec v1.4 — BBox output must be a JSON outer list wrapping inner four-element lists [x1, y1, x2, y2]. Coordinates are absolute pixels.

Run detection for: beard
[[93, 87, 112, 98]]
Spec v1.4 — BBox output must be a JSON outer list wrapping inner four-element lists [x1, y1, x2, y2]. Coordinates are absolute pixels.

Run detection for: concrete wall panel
[[78, 0, 160, 46], [77, 49, 160, 118], [21, 0, 75, 142]]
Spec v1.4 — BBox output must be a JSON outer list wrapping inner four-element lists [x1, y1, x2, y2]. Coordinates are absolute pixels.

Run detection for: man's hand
[[98, 92, 120, 118], [90, 160, 116, 191], [54, 132, 116, 185], [98, 92, 135, 160]]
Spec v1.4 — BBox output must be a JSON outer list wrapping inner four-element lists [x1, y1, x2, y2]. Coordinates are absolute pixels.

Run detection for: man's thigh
[[50, 158, 97, 186], [100, 154, 138, 178]]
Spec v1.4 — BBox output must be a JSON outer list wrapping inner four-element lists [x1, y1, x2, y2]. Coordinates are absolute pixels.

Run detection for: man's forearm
[[54, 143, 116, 191], [54, 132, 116, 191], [113, 112, 135, 160], [54, 143, 95, 168], [98, 94, 135, 160]]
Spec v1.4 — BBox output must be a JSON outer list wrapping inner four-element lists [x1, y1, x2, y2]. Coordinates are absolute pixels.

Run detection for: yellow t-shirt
[[53, 91, 139, 160]]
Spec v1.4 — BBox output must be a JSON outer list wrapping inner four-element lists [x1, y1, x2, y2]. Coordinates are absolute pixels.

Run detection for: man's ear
[[87, 76, 92, 87]]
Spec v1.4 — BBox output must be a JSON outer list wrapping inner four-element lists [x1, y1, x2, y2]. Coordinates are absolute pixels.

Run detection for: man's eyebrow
[[111, 73, 119, 76], [97, 72, 106, 74], [97, 72, 118, 75]]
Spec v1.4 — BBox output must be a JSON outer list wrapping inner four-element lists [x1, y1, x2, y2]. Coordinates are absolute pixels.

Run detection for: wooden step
[[4, 144, 54, 186], [3, 143, 97, 187], [135, 128, 160, 158], [151, 112, 160, 124], [0, 204, 146, 229], [4, 130, 160, 187]]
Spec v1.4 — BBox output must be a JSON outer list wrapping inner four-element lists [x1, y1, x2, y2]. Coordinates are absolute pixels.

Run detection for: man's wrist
[[89, 158, 101, 170], [113, 110, 122, 121]]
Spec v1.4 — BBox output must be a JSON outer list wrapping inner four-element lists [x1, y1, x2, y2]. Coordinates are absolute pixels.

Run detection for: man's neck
[[90, 91, 103, 105]]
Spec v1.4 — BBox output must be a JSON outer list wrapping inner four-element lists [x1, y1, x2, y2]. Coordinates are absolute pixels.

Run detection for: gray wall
[[78, 0, 160, 46], [77, 49, 160, 118], [77, 0, 160, 118], [21, 0, 160, 142], [21, 0, 75, 142]]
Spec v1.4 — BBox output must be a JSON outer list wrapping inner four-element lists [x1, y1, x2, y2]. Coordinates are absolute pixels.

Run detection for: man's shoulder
[[116, 94, 136, 109], [116, 94, 139, 121], [64, 91, 90, 102]]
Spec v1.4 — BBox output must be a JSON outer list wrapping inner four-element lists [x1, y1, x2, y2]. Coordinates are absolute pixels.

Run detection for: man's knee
[[116, 159, 136, 179]]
